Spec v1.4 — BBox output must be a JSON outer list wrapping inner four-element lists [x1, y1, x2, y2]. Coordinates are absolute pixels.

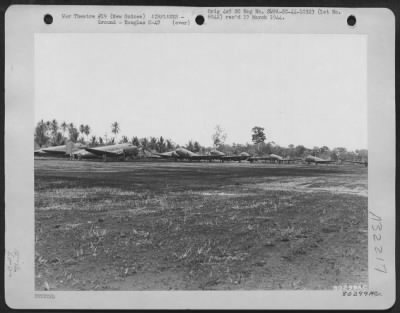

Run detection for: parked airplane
[[209, 150, 225, 157], [149, 148, 227, 162], [151, 149, 290, 163], [84, 143, 139, 161], [150, 150, 180, 159], [174, 147, 223, 161], [248, 154, 301, 164], [304, 155, 336, 164], [35, 143, 86, 156], [221, 152, 251, 162], [172, 148, 251, 162]]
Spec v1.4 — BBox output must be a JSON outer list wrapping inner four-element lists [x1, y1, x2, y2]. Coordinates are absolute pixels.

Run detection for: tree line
[[34, 120, 367, 161], [34, 119, 189, 153]]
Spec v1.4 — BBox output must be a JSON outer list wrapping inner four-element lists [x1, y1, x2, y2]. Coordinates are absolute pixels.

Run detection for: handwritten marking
[[369, 211, 387, 273], [6, 249, 20, 278]]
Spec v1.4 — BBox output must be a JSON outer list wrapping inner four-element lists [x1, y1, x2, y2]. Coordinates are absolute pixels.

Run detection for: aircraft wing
[[188, 154, 218, 161], [41, 149, 66, 155], [73, 149, 96, 156], [34, 150, 47, 155], [156, 153, 174, 158], [316, 159, 336, 164], [248, 156, 272, 162], [221, 155, 248, 161], [84, 147, 124, 156]]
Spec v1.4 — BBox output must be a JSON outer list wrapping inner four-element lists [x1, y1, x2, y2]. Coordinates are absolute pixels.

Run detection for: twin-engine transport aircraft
[[221, 152, 251, 162], [84, 143, 139, 161], [174, 147, 223, 161], [209, 150, 251, 162], [248, 154, 301, 164], [207, 150, 249, 162], [150, 148, 250, 162], [35, 143, 86, 156], [304, 155, 336, 164]]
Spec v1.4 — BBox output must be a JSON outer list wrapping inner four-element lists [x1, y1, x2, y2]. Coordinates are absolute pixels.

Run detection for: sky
[[35, 33, 367, 150]]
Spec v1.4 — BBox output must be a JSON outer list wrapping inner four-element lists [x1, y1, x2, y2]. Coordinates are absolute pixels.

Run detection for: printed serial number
[[342, 290, 382, 297]]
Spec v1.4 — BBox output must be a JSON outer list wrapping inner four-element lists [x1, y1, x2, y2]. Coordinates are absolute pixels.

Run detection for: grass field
[[35, 159, 368, 290]]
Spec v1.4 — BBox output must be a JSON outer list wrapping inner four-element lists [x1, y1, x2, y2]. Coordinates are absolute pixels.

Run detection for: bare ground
[[35, 159, 368, 290]]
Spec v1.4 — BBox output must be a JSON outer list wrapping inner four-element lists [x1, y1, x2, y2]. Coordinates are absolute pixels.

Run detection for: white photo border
[[4, 5, 396, 309]]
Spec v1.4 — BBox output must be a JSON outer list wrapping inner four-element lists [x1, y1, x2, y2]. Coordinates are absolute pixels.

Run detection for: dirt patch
[[244, 176, 367, 197]]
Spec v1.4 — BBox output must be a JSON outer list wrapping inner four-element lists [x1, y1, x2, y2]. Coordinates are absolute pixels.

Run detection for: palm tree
[[84, 125, 91, 142], [68, 122, 75, 138], [61, 121, 68, 137], [79, 124, 85, 142], [158, 136, 165, 152], [111, 122, 120, 143], [49, 119, 59, 145]]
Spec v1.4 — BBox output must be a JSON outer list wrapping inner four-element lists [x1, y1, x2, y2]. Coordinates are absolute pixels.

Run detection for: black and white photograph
[[33, 32, 369, 291], [5, 5, 396, 310]]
